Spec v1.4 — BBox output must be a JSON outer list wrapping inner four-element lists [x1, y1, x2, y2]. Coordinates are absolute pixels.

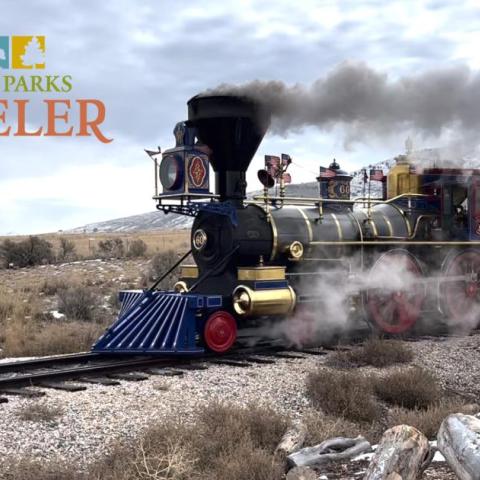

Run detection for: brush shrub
[[373, 367, 440, 409], [126, 238, 148, 258], [330, 338, 413, 368], [0, 236, 54, 268], [306, 368, 379, 423], [386, 398, 478, 439], [57, 286, 100, 321], [17, 402, 63, 424]]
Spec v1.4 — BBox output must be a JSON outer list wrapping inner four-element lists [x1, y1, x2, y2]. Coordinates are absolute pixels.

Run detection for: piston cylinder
[[232, 285, 296, 317]]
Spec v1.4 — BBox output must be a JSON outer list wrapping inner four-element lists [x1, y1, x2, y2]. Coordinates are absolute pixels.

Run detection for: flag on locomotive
[[369, 169, 385, 182]]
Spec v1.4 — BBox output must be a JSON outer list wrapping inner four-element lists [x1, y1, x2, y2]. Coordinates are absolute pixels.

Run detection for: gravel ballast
[[0, 334, 479, 473]]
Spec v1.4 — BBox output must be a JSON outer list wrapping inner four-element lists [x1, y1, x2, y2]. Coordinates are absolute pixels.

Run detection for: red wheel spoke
[[441, 251, 480, 326], [366, 251, 424, 334]]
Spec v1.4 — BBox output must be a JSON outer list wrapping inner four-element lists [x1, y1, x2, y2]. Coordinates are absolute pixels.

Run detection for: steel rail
[[0, 356, 188, 389], [0, 352, 101, 374], [0, 344, 291, 391]]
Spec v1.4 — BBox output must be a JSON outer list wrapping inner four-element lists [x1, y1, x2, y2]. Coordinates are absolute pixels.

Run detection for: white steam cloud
[[258, 252, 479, 347]]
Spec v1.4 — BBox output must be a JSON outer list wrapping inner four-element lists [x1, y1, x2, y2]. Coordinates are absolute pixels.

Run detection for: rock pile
[[279, 413, 480, 480]]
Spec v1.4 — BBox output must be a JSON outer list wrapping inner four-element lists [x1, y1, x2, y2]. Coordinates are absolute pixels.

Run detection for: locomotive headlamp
[[159, 155, 183, 191], [193, 229, 208, 251]]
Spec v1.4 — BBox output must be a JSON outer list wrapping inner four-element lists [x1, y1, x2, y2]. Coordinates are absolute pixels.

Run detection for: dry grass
[[303, 411, 362, 445], [303, 410, 385, 445], [373, 367, 440, 409], [386, 398, 479, 440], [0, 232, 190, 360], [39, 277, 66, 296], [306, 368, 379, 423], [0, 231, 189, 260], [0, 294, 15, 322], [4, 402, 286, 480], [0, 275, 109, 357], [0, 458, 79, 480], [2, 319, 106, 357], [194, 402, 288, 463], [329, 338, 414, 368], [93, 402, 286, 480], [16, 402, 64, 423]]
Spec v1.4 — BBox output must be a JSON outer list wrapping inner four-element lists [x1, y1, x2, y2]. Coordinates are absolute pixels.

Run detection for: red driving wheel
[[441, 250, 480, 324], [204, 311, 237, 353], [366, 251, 425, 334]]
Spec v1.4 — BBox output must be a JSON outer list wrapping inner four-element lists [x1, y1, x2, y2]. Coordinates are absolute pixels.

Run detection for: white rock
[[437, 413, 480, 480], [50, 310, 65, 320], [364, 425, 430, 480]]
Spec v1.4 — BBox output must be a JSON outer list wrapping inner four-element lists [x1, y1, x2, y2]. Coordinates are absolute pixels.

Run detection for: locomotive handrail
[[251, 193, 431, 206], [153, 193, 220, 200], [374, 214, 437, 241]]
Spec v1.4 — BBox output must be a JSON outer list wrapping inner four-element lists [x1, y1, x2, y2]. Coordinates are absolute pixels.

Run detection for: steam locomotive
[[92, 94, 480, 355]]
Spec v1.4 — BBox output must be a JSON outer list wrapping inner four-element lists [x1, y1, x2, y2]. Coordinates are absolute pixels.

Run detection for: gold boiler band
[[180, 265, 198, 278], [270, 214, 279, 261], [237, 266, 286, 281], [232, 285, 296, 317], [295, 206, 313, 242]]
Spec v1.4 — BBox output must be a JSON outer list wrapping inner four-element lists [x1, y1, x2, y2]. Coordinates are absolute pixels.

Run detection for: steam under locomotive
[[92, 94, 480, 355]]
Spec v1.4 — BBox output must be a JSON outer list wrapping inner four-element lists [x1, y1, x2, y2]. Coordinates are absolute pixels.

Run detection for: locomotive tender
[[93, 94, 480, 355]]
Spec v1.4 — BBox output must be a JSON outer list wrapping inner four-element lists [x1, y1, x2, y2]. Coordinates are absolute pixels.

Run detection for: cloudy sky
[[1, 0, 480, 234]]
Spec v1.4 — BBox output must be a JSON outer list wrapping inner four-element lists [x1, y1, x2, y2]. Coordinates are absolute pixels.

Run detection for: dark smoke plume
[[207, 62, 480, 144]]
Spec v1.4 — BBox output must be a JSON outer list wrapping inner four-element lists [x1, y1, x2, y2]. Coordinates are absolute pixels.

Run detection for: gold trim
[[295, 206, 313, 243], [357, 210, 378, 238], [251, 193, 428, 205], [388, 203, 412, 236], [288, 241, 304, 260], [237, 266, 286, 281], [270, 214, 279, 261], [330, 213, 343, 241], [381, 214, 394, 236], [375, 214, 436, 241], [348, 210, 364, 242], [180, 265, 198, 278]]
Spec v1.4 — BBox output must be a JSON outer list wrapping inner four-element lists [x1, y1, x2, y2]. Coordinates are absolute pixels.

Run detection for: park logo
[[0, 35, 45, 69], [0, 34, 112, 143]]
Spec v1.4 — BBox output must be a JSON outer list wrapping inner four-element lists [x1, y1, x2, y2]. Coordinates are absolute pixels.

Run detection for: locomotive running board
[[92, 290, 204, 355]]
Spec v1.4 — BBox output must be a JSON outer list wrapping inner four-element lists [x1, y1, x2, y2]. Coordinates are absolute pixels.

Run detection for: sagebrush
[[330, 338, 413, 368], [373, 367, 440, 409], [3, 402, 287, 480], [306, 368, 379, 423]]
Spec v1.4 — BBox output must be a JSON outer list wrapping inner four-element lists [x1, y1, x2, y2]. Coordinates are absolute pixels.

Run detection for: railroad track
[[0, 326, 471, 403], [0, 344, 330, 401]]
